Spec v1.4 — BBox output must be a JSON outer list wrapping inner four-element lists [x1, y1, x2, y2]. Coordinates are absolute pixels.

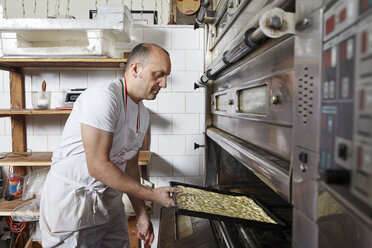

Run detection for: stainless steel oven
[[158, 0, 372, 247]]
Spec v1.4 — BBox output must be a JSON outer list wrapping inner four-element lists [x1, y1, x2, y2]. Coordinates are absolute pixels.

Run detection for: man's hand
[[153, 186, 182, 207], [136, 214, 154, 247]]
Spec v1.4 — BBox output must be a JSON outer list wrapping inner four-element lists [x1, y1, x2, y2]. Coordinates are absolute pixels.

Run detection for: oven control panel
[[320, 0, 372, 207], [351, 12, 372, 205]]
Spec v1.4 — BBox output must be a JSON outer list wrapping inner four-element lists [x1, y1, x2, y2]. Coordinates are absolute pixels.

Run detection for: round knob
[[194, 142, 205, 150], [271, 95, 280, 105], [270, 15, 283, 29]]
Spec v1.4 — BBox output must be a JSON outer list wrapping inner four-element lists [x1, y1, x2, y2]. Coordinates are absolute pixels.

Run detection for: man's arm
[[125, 152, 147, 216], [81, 123, 174, 207], [125, 153, 154, 246]]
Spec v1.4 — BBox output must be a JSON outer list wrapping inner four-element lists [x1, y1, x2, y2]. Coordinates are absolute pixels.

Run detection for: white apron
[[40, 78, 149, 235]]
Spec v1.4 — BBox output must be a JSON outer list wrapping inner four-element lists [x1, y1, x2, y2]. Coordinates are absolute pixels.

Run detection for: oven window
[[216, 93, 228, 111], [238, 85, 267, 114]]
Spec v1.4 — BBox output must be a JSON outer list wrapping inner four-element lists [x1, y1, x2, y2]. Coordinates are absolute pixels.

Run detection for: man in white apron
[[40, 43, 176, 247]]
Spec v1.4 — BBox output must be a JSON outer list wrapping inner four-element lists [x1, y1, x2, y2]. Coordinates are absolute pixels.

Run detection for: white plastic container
[[32, 91, 51, 109], [0, 4, 132, 58]]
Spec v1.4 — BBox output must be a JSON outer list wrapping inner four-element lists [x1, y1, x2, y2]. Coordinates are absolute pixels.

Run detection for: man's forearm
[[125, 155, 148, 216], [88, 159, 154, 202]]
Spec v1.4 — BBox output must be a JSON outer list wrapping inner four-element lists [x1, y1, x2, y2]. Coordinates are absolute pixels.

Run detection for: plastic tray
[[170, 181, 285, 228]]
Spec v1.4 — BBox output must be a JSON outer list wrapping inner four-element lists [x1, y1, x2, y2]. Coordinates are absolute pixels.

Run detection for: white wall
[[0, 0, 171, 24], [0, 25, 205, 247]]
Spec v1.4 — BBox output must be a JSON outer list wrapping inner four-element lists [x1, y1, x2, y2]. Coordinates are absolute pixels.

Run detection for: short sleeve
[[77, 88, 119, 132]]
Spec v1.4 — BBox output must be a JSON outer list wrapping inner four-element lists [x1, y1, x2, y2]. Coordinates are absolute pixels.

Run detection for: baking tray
[[170, 181, 285, 228]]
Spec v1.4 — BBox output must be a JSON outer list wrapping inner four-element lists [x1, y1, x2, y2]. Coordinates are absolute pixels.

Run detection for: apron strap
[[119, 77, 141, 133], [49, 171, 105, 221]]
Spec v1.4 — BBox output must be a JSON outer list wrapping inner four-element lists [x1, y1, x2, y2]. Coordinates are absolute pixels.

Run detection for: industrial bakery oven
[[158, 0, 372, 247]]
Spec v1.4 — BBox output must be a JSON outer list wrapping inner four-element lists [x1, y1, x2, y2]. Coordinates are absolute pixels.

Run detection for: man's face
[[137, 48, 171, 100]]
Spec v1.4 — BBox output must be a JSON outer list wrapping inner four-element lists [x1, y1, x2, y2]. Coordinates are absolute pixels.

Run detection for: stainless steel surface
[[208, 0, 293, 53], [211, 71, 293, 157], [293, 209, 319, 248], [211, 36, 294, 91], [212, 114, 292, 160], [292, 147, 320, 219], [217, 221, 234, 248], [206, 127, 290, 201], [319, 181, 372, 227], [292, 9, 323, 234], [236, 225, 254, 248], [315, 1, 372, 247], [210, 37, 294, 161], [295, 0, 330, 22], [352, 9, 372, 208], [209, 0, 252, 49], [202, 1, 295, 82], [197, 0, 211, 23], [250, 26, 267, 42], [317, 182, 372, 248], [293, 10, 323, 153], [191, 1, 372, 248], [200, 15, 286, 83]]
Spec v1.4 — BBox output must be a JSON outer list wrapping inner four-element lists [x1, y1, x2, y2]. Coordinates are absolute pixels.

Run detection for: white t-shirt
[[40, 79, 149, 233]]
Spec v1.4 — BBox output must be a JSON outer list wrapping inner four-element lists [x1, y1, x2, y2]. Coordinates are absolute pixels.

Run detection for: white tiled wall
[[0, 0, 171, 25], [0, 25, 205, 247]]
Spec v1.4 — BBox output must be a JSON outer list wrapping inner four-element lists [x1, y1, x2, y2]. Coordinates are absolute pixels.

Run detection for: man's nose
[[159, 77, 167, 88]]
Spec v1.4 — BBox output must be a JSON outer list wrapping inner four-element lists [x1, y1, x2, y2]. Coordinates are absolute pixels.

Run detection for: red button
[[326, 16, 335, 35], [322, 115, 327, 130], [339, 8, 346, 23], [357, 146, 363, 168], [362, 0, 369, 11], [324, 49, 332, 68], [340, 41, 347, 61], [361, 31, 368, 54]]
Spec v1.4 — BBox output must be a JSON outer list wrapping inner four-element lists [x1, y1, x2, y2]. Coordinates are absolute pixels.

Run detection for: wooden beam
[[10, 70, 27, 176], [0, 65, 20, 73], [0, 58, 127, 68], [10, 71, 25, 109]]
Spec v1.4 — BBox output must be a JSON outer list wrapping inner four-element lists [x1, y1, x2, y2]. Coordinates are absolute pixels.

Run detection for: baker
[[40, 43, 178, 247]]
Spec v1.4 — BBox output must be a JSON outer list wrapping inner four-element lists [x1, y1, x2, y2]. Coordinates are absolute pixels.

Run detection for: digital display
[[69, 94, 79, 101], [66, 93, 81, 102]]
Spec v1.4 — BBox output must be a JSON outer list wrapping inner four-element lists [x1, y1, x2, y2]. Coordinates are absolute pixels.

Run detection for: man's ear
[[130, 63, 140, 78]]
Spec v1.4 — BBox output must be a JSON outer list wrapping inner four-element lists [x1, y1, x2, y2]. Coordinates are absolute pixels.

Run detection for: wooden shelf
[[0, 152, 52, 166], [0, 109, 71, 117], [0, 151, 150, 167], [0, 58, 127, 72], [0, 197, 39, 216], [138, 151, 151, 166]]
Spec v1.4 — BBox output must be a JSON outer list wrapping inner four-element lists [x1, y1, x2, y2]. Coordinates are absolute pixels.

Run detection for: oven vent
[[297, 67, 315, 124]]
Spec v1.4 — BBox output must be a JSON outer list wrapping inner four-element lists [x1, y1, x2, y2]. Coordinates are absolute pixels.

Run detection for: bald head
[[125, 43, 169, 72]]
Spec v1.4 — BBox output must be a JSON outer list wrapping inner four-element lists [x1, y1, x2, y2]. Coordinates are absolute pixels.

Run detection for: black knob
[[194, 22, 200, 30], [194, 83, 200, 90], [194, 143, 205, 150]]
